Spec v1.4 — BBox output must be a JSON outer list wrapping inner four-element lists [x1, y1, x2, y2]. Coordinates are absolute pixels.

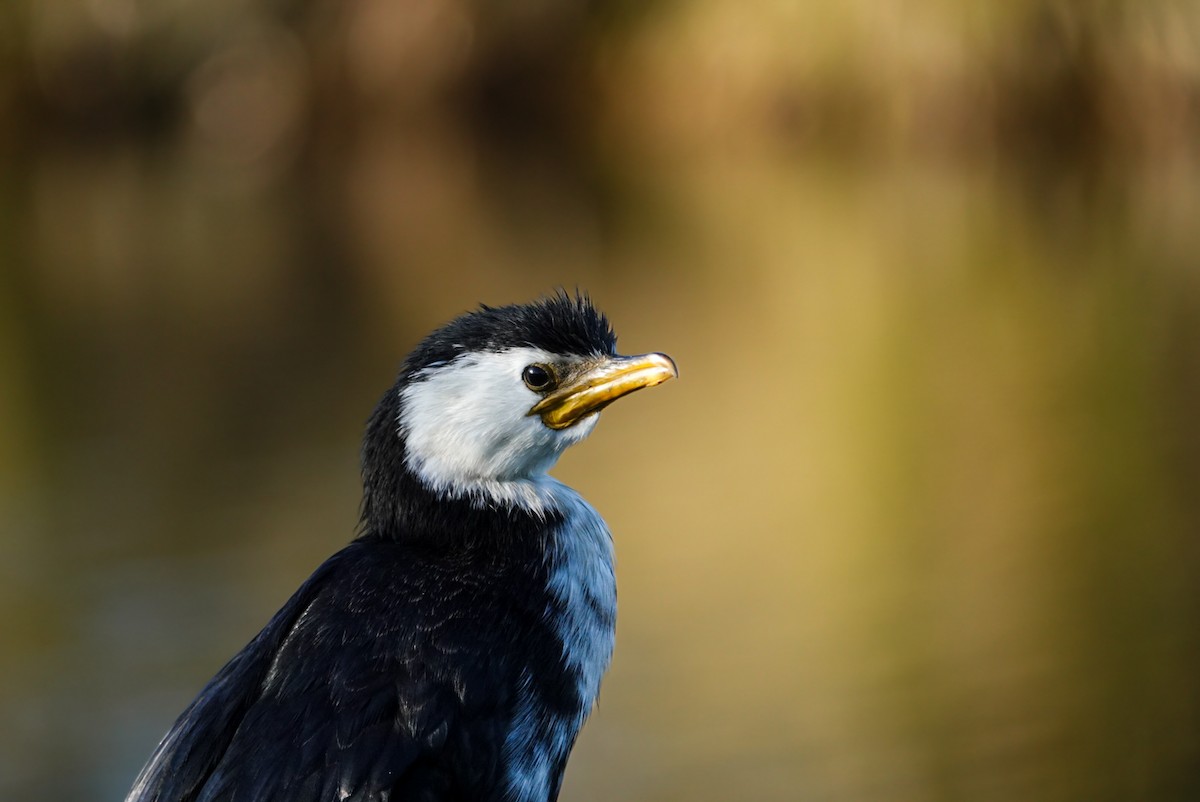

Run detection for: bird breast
[[545, 483, 617, 706], [502, 480, 617, 801]]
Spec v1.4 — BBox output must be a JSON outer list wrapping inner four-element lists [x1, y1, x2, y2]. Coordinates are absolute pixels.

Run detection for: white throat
[[397, 347, 599, 514]]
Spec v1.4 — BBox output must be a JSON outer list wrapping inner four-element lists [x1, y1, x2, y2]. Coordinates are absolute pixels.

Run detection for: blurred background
[[2, 0, 1200, 799]]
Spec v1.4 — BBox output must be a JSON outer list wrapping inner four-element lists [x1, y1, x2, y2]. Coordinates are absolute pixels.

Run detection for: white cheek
[[398, 348, 596, 508]]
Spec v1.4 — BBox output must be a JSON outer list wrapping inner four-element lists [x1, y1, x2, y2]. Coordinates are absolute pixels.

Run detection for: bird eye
[[522, 364, 556, 391]]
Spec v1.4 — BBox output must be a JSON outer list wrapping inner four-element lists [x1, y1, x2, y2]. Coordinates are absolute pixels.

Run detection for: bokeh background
[[2, 1, 1200, 800]]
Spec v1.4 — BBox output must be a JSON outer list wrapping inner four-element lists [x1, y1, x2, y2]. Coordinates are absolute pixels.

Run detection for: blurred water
[[2, 2, 1200, 800]]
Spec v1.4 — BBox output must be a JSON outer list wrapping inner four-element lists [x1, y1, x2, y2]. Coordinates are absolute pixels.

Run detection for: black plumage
[[125, 293, 671, 802]]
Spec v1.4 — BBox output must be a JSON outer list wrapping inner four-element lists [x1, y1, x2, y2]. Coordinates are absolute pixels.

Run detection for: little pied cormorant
[[125, 293, 677, 802]]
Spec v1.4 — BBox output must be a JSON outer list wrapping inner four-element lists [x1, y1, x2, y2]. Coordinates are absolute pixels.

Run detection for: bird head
[[360, 293, 676, 531]]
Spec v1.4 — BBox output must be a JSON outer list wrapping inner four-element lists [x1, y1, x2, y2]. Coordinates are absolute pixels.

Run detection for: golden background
[[1, 1, 1199, 799]]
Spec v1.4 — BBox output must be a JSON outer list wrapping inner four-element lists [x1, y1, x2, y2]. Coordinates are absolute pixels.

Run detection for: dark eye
[[522, 364, 556, 391]]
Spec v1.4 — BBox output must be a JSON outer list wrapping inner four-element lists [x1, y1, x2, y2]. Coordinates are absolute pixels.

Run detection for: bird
[[124, 292, 677, 802]]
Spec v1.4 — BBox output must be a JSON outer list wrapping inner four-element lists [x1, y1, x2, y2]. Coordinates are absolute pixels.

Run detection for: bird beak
[[529, 352, 678, 430]]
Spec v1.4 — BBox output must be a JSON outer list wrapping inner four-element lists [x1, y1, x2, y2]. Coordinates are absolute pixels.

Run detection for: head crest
[[403, 291, 616, 374]]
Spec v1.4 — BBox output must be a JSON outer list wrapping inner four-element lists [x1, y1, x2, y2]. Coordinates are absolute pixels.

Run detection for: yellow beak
[[528, 352, 678, 430]]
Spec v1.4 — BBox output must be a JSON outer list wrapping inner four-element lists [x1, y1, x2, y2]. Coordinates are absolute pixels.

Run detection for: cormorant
[[124, 293, 677, 802]]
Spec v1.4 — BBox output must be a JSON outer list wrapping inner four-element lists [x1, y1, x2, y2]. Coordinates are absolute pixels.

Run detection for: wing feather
[[125, 543, 474, 802]]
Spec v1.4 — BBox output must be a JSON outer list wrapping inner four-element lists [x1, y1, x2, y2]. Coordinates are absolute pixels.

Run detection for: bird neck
[[358, 382, 564, 546]]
